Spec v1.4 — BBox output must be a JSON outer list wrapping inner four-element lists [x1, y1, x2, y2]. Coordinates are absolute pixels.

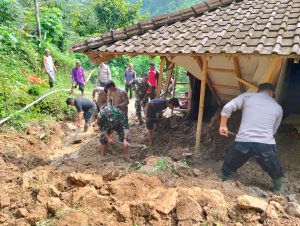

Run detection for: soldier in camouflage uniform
[[97, 106, 131, 162], [131, 73, 151, 125]]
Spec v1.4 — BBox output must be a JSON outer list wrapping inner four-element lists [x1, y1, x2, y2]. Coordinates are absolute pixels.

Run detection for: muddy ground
[[1, 101, 300, 225]]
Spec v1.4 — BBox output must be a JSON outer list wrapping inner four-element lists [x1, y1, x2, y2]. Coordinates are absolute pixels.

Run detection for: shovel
[[112, 135, 149, 160]]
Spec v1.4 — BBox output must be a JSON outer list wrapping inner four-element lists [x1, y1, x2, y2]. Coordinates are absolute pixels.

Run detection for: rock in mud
[[15, 208, 29, 218], [0, 195, 10, 208], [287, 194, 297, 202], [0, 213, 10, 223], [176, 196, 203, 221], [26, 207, 47, 225], [47, 197, 69, 216], [57, 212, 90, 226], [285, 202, 300, 218], [70, 186, 110, 209], [237, 195, 268, 212], [265, 204, 279, 219], [192, 168, 201, 177], [67, 172, 103, 188], [151, 188, 178, 214]]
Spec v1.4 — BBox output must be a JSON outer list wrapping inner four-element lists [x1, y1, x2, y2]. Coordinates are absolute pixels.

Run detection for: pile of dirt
[[2, 107, 300, 225], [1, 163, 300, 226]]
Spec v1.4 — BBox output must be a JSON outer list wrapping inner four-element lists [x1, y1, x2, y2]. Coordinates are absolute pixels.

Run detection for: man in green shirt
[[97, 106, 131, 162]]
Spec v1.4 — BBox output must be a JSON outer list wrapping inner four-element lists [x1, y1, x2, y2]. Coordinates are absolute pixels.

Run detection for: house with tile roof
[[71, 0, 300, 148]]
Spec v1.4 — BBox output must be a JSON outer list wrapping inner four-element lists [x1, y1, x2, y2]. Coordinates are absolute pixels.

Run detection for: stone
[[47, 197, 69, 216], [237, 195, 268, 212], [0, 213, 10, 223], [0, 195, 10, 208], [48, 185, 61, 197], [192, 168, 201, 177], [37, 187, 50, 203], [113, 204, 132, 221], [71, 186, 110, 209], [234, 223, 243, 226], [27, 207, 47, 225], [176, 197, 203, 221], [285, 202, 300, 218], [15, 208, 29, 218], [270, 201, 285, 213], [57, 212, 89, 226], [67, 172, 103, 188], [265, 204, 279, 219], [287, 194, 297, 202], [151, 188, 178, 214]]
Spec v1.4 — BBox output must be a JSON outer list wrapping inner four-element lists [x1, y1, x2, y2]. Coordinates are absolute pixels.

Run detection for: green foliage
[[24, 6, 67, 50], [28, 85, 43, 96], [70, 7, 99, 36], [0, 0, 21, 25], [94, 0, 142, 32]]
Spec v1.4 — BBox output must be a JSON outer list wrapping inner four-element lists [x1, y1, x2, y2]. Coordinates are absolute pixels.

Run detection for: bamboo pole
[[163, 62, 175, 99], [156, 57, 166, 98], [195, 56, 208, 150]]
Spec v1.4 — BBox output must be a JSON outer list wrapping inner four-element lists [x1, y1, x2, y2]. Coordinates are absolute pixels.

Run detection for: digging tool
[[228, 131, 237, 137], [111, 135, 149, 160]]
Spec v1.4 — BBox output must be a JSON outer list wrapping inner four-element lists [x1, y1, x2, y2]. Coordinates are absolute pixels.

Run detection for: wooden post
[[187, 86, 192, 115], [232, 56, 244, 93], [156, 57, 166, 98], [195, 57, 221, 106], [163, 62, 175, 99], [195, 56, 208, 150], [171, 65, 178, 114]]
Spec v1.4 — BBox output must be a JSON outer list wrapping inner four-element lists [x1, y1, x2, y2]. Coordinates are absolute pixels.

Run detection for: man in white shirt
[[97, 63, 111, 87], [219, 83, 284, 192], [43, 49, 56, 88]]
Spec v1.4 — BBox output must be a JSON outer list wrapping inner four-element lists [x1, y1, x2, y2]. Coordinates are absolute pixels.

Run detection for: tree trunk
[[34, 0, 42, 40]]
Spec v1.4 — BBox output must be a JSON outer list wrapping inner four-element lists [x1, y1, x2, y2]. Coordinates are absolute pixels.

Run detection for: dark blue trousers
[[222, 142, 284, 179]]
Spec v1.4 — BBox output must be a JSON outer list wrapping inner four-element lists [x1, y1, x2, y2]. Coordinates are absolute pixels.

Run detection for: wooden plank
[[211, 84, 240, 90], [162, 62, 175, 99], [156, 57, 166, 98], [262, 57, 284, 84], [235, 77, 258, 91], [207, 67, 235, 73], [195, 56, 208, 150], [232, 56, 244, 93], [195, 56, 222, 106]]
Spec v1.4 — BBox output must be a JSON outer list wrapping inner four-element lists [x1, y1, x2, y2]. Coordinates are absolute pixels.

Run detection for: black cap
[[143, 72, 149, 78], [149, 62, 155, 66], [258, 83, 275, 92]]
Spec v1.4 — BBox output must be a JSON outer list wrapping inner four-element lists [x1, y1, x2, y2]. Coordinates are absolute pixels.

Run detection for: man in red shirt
[[148, 62, 160, 99]]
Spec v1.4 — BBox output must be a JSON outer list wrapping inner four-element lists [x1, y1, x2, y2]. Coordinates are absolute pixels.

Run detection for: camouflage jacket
[[131, 78, 150, 100], [97, 106, 126, 136]]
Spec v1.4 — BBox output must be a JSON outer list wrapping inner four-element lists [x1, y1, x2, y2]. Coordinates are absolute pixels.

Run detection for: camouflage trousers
[[135, 97, 149, 118]]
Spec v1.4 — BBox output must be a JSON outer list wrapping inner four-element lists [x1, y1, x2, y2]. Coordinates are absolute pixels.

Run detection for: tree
[[94, 0, 142, 32]]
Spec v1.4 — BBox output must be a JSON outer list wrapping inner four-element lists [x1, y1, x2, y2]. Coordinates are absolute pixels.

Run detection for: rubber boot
[[221, 172, 230, 182], [137, 116, 143, 125], [84, 123, 90, 132], [273, 177, 284, 193]]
